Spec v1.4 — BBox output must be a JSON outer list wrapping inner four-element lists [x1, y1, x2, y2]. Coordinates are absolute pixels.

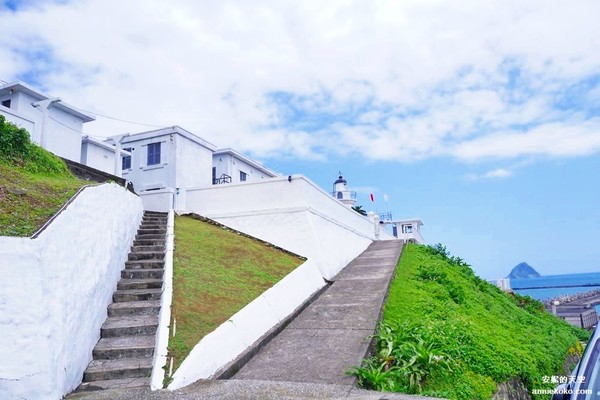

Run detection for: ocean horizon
[[510, 272, 600, 301]]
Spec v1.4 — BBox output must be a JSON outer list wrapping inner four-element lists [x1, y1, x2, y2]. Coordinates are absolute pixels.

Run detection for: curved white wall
[[0, 183, 144, 400], [185, 175, 395, 280]]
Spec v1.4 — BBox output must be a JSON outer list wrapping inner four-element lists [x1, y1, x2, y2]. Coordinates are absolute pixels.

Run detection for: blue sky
[[1, 0, 599, 278]]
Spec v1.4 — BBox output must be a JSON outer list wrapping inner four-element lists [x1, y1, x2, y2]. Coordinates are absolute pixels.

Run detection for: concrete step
[[113, 288, 162, 302], [101, 315, 159, 338], [77, 377, 150, 391], [141, 218, 167, 225], [133, 238, 165, 247], [121, 268, 164, 280], [93, 335, 155, 359], [117, 278, 163, 290], [130, 245, 165, 253], [135, 234, 166, 241], [144, 211, 168, 217], [83, 358, 153, 382], [108, 300, 161, 317], [137, 228, 166, 235], [125, 259, 164, 269], [138, 225, 165, 231], [128, 251, 165, 261]]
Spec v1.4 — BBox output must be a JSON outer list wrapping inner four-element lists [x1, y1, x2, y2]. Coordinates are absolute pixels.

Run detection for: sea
[[510, 272, 600, 307]]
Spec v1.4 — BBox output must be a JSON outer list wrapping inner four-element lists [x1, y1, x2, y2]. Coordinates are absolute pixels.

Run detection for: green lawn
[[167, 215, 305, 375], [0, 162, 88, 236], [352, 243, 588, 400]]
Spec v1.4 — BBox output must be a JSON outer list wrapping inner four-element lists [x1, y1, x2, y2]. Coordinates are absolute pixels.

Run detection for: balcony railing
[[331, 191, 357, 199], [379, 212, 393, 222], [213, 174, 232, 185]]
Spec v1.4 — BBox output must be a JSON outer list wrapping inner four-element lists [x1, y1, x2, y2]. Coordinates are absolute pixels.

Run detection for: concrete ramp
[[233, 240, 404, 385]]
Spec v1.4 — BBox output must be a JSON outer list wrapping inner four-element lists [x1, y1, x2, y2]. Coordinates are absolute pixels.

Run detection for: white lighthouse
[[332, 174, 357, 206]]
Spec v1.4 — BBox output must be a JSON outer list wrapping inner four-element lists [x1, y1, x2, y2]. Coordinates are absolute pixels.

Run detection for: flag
[[383, 194, 389, 202], [370, 193, 375, 202]]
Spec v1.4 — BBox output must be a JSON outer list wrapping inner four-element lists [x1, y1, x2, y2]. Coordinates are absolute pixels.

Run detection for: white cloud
[[0, 0, 599, 164]]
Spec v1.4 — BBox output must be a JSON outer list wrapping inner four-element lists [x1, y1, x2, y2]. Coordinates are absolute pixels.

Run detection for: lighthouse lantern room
[[332, 173, 357, 206]]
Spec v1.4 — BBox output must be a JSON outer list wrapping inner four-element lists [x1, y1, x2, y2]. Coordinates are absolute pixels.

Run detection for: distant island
[[507, 262, 541, 279]]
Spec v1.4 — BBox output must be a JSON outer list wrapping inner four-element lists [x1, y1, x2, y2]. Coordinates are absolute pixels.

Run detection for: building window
[[122, 147, 132, 170], [402, 224, 413, 234], [1, 99, 10, 108], [239, 171, 247, 182], [147, 143, 161, 166], [337, 191, 343, 199]]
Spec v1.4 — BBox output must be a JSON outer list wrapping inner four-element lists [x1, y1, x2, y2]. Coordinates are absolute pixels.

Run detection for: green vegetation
[[0, 116, 88, 236], [351, 205, 368, 216], [351, 243, 589, 400], [167, 215, 305, 377]]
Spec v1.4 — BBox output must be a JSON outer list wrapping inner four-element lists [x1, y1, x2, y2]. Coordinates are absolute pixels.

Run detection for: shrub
[[0, 115, 71, 176]]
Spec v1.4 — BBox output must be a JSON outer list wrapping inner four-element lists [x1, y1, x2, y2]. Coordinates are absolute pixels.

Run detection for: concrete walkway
[[233, 240, 404, 385], [68, 379, 437, 399]]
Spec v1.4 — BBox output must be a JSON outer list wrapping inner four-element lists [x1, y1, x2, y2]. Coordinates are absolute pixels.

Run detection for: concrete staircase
[[76, 211, 168, 391]]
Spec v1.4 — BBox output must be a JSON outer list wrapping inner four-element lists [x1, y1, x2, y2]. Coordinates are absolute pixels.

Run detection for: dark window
[[147, 143, 161, 166], [1, 99, 10, 108], [337, 191, 343, 199], [240, 171, 247, 182], [121, 147, 132, 170]]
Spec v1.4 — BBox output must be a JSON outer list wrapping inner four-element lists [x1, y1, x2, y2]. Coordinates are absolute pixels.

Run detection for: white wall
[[122, 134, 173, 192], [213, 153, 275, 184], [140, 188, 175, 212], [12, 90, 84, 162], [0, 105, 35, 135], [186, 175, 395, 280], [81, 141, 116, 174], [168, 258, 325, 390], [174, 135, 213, 209], [0, 183, 144, 400]]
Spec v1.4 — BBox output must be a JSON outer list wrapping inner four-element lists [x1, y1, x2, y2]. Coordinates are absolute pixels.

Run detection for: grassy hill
[[0, 116, 88, 236], [352, 243, 588, 400], [167, 215, 305, 376]]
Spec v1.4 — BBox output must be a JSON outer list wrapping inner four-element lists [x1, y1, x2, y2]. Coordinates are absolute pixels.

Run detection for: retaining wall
[[0, 183, 144, 400], [185, 175, 394, 280]]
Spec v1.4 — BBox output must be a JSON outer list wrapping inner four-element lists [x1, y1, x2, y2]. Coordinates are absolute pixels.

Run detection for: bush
[[0, 115, 71, 176]]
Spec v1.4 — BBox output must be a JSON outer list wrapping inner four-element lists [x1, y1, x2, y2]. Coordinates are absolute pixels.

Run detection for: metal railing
[[331, 191, 357, 199], [213, 174, 232, 185]]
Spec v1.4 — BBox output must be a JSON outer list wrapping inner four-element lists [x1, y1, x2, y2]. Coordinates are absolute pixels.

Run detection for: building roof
[[390, 218, 424, 226], [0, 81, 96, 122], [121, 126, 217, 151], [82, 135, 131, 155], [213, 147, 279, 177]]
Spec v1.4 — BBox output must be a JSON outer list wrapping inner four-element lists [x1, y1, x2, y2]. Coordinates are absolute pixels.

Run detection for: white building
[[81, 135, 131, 175], [118, 126, 216, 211], [0, 81, 95, 162], [388, 218, 424, 243], [212, 148, 279, 184], [331, 175, 356, 206]]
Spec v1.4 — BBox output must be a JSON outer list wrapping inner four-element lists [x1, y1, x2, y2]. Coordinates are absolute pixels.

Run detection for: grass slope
[[353, 244, 588, 400], [168, 215, 305, 375], [0, 163, 87, 236], [0, 116, 88, 236]]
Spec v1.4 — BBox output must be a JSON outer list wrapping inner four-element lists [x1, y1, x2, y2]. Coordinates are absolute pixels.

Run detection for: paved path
[[233, 240, 404, 385], [68, 379, 438, 399]]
